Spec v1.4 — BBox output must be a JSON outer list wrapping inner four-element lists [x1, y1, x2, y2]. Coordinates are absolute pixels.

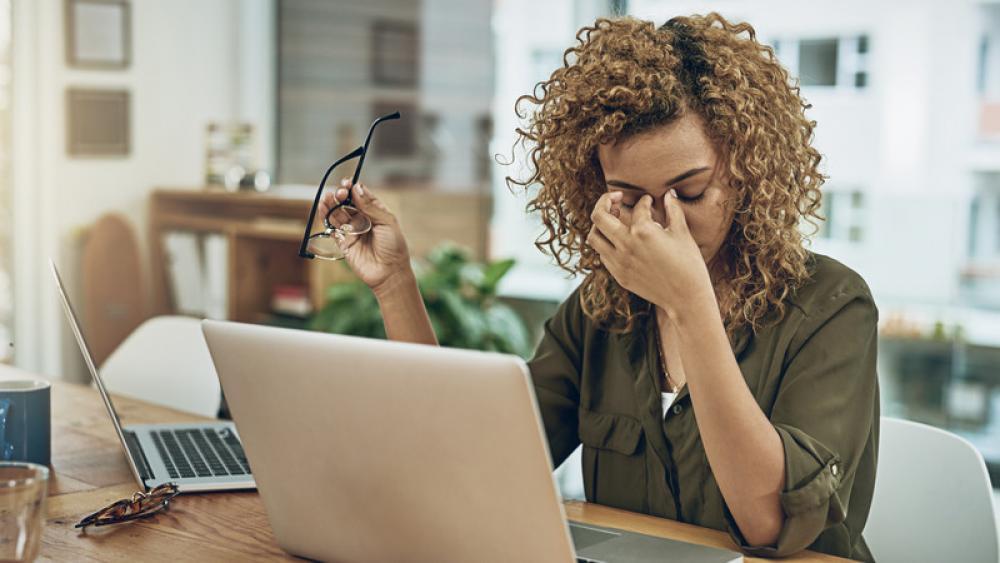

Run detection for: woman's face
[[596, 112, 735, 272]]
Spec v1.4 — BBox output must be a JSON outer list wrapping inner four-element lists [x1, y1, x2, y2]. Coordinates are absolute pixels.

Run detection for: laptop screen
[[50, 260, 142, 484]]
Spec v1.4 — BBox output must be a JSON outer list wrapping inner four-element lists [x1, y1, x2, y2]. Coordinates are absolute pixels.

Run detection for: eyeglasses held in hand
[[75, 482, 180, 529], [299, 111, 402, 261]]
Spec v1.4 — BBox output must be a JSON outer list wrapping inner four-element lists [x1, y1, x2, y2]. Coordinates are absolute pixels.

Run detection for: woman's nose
[[651, 202, 668, 228]]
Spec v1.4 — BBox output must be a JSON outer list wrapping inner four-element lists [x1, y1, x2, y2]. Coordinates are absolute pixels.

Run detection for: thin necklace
[[652, 320, 680, 394]]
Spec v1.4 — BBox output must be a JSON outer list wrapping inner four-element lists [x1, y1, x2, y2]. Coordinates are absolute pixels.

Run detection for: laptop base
[[570, 522, 743, 563]]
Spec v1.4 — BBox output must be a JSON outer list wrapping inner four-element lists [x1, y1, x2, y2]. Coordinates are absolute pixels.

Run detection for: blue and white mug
[[0, 380, 50, 466]]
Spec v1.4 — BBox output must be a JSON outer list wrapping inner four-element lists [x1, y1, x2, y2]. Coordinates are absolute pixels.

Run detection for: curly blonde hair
[[507, 13, 824, 338]]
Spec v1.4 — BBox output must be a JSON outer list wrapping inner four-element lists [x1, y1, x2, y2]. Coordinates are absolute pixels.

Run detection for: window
[[772, 35, 869, 90], [818, 189, 866, 243], [978, 35, 990, 94], [798, 38, 838, 86], [370, 20, 419, 87], [979, 5, 1000, 97], [608, 0, 628, 17], [277, 1, 492, 187], [962, 173, 1000, 311], [977, 5, 1000, 138], [968, 173, 1000, 260]]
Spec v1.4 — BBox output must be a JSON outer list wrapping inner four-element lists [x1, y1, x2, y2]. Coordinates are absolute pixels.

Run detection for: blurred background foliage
[[310, 243, 532, 358]]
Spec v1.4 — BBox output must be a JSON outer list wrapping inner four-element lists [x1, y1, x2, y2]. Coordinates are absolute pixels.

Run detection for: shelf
[[148, 186, 490, 324]]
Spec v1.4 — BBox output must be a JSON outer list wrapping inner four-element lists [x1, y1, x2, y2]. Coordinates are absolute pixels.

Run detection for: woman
[[319, 13, 878, 561]]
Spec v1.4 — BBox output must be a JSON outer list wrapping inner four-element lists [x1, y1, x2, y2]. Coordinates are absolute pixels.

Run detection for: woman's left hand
[[586, 190, 714, 321]]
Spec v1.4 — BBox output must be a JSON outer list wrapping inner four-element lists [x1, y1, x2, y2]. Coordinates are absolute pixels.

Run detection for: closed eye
[[678, 191, 706, 203]]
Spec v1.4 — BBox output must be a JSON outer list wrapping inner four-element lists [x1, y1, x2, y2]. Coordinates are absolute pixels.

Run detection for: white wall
[[12, 0, 274, 380]]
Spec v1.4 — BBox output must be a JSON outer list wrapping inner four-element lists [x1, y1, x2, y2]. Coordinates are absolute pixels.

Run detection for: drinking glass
[[0, 462, 48, 562]]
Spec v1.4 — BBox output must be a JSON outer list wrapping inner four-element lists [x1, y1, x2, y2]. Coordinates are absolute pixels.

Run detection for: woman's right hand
[[317, 178, 412, 293]]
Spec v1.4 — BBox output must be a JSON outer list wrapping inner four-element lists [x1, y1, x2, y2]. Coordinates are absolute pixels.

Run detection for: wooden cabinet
[[148, 187, 490, 323]]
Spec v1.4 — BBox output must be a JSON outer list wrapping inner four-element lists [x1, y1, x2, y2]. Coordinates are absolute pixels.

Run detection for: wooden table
[[5, 365, 851, 562]]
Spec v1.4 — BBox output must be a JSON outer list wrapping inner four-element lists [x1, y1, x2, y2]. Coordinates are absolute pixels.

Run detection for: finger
[[586, 225, 615, 255], [348, 183, 397, 226], [587, 227, 621, 274], [598, 190, 622, 213], [334, 229, 362, 252], [663, 188, 688, 233], [327, 205, 358, 230], [337, 178, 352, 202], [317, 192, 337, 224], [316, 188, 350, 224], [591, 193, 628, 245], [632, 194, 656, 229], [319, 191, 333, 212], [608, 190, 624, 219]]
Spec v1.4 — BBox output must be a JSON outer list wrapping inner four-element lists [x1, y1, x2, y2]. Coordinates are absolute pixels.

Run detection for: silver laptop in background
[[52, 261, 255, 493], [203, 319, 742, 562]]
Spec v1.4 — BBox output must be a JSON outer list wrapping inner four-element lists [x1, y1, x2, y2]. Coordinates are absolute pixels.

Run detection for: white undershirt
[[661, 392, 677, 419]]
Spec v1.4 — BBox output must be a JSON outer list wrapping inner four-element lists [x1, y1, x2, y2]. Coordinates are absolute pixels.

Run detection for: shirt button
[[831, 463, 839, 476], [672, 404, 683, 415]]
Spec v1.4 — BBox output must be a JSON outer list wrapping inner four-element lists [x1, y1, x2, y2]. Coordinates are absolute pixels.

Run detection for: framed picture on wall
[[66, 88, 130, 157], [65, 0, 131, 69]]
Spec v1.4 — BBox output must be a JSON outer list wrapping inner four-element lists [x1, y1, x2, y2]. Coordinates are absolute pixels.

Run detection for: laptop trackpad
[[570, 523, 621, 550]]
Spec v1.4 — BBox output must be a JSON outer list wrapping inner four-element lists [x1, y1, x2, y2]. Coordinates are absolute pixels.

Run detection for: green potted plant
[[309, 243, 532, 358]]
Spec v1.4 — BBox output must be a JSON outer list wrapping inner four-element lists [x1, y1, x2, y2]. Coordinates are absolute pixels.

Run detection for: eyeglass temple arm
[[298, 146, 365, 259], [350, 111, 401, 186]]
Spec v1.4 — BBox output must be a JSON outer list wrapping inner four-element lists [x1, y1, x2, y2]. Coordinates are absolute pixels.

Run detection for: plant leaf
[[310, 243, 530, 355], [484, 303, 532, 358], [480, 258, 515, 295]]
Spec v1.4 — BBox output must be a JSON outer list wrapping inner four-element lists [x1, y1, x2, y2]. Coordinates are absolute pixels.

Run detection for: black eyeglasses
[[299, 111, 401, 260]]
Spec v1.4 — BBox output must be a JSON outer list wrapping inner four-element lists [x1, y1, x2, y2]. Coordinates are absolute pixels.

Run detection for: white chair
[[866, 417, 999, 563], [99, 316, 221, 418]]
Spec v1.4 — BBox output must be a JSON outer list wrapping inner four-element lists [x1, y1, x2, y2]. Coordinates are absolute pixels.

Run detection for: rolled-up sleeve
[[526, 289, 585, 468], [726, 287, 880, 557]]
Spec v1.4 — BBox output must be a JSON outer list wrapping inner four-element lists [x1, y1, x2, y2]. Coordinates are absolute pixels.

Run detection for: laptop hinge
[[123, 430, 154, 483]]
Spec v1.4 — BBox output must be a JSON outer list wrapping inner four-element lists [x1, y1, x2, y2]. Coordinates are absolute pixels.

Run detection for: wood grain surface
[[0, 364, 852, 562]]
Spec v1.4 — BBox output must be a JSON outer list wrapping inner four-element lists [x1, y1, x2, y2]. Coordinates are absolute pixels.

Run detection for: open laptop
[[52, 261, 255, 493], [202, 319, 742, 562]]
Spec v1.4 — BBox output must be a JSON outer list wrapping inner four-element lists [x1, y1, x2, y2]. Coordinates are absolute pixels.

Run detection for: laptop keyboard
[[149, 428, 251, 480]]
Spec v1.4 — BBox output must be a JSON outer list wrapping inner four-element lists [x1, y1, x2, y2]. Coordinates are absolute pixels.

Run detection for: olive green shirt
[[528, 252, 879, 561]]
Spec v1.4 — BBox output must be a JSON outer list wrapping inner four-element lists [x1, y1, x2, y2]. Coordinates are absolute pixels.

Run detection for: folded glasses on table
[[75, 482, 180, 529]]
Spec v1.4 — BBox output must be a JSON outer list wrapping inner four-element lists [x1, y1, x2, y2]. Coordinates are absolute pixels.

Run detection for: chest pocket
[[578, 409, 647, 512]]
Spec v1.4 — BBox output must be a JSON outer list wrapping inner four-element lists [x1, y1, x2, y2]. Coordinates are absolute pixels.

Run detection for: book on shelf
[[271, 284, 312, 318], [162, 230, 229, 319], [162, 231, 206, 316]]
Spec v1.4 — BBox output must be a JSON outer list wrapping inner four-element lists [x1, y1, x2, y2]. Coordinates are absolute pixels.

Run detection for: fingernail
[[669, 189, 678, 199], [356, 184, 365, 197]]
